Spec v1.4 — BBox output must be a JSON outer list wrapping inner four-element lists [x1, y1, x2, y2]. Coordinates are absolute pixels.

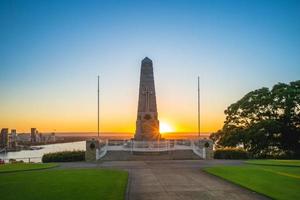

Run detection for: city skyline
[[1, 0, 300, 133]]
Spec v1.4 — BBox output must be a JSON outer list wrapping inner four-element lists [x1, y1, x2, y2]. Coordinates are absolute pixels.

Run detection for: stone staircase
[[99, 149, 202, 161]]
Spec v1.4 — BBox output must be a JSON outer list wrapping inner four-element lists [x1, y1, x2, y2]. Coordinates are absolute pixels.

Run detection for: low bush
[[214, 148, 249, 159], [9, 159, 24, 164], [42, 151, 85, 163]]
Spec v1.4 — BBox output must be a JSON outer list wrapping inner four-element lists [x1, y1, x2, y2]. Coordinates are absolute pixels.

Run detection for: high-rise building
[[42, 133, 56, 143], [0, 128, 9, 148], [51, 132, 56, 142], [31, 128, 37, 143], [38, 133, 43, 142], [8, 129, 18, 148], [17, 133, 31, 142], [11, 129, 17, 137]]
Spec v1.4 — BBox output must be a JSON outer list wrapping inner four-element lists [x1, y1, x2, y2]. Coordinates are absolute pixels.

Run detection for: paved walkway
[[59, 160, 269, 200]]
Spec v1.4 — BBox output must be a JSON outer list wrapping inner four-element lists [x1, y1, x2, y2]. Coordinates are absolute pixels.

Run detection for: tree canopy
[[210, 80, 300, 158]]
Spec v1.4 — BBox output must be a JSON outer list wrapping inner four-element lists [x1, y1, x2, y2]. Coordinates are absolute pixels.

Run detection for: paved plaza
[[59, 160, 269, 200]]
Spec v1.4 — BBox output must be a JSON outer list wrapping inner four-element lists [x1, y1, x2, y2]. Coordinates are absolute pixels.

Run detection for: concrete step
[[99, 150, 202, 161]]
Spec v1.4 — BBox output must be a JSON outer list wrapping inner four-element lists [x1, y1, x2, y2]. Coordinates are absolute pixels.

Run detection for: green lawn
[[204, 161, 300, 200], [246, 159, 300, 167], [0, 163, 58, 173], [0, 167, 128, 200]]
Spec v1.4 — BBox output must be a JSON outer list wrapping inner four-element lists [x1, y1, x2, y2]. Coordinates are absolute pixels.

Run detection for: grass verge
[[0, 163, 58, 173], [245, 159, 300, 167], [0, 168, 128, 200], [204, 163, 300, 200]]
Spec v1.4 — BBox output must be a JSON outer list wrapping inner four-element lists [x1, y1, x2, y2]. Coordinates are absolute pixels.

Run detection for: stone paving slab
[[58, 160, 269, 200]]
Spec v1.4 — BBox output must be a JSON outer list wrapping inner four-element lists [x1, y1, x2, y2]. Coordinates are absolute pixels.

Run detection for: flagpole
[[97, 75, 100, 139], [198, 76, 200, 138]]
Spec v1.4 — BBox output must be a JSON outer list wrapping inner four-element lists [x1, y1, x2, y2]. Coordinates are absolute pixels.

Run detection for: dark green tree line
[[210, 80, 300, 158]]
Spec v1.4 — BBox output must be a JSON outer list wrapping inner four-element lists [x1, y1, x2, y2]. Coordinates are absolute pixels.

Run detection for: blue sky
[[0, 0, 300, 132]]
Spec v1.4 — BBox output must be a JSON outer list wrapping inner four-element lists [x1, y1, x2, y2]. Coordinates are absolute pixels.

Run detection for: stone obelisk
[[134, 57, 161, 141]]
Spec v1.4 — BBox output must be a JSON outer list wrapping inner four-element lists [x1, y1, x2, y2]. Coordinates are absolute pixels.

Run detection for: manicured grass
[[0, 169, 128, 200], [0, 163, 58, 173], [246, 159, 300, 167], [204, 164, 300, 200]]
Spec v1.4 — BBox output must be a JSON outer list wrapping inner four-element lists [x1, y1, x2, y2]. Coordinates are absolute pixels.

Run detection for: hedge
[[42, 151, 85, 163], [214, 148, 249, 159]]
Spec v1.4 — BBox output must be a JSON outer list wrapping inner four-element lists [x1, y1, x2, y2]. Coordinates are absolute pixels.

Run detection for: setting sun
[[160, 122, 174, 133]]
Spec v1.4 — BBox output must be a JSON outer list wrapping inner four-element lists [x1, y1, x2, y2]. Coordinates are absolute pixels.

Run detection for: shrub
[[214, 148, 249, 159], [9, 159, 24, 164], [42, 151, 85, 163]]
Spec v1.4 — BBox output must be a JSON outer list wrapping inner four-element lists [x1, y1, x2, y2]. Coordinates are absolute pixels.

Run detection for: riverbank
[[0, 141, 85, 163]]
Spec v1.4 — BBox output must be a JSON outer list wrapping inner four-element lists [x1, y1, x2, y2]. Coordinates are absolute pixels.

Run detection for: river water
[[0, 141, 85, 163]]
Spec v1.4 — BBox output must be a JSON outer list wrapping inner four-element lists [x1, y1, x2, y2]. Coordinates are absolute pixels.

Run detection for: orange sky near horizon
[[0, 103, 226, 133], [0, 81, 227, 133], [0, 68, 228, 133]]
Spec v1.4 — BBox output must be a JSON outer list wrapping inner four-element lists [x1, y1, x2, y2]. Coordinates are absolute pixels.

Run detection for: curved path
[[59, 160, 269, 200]]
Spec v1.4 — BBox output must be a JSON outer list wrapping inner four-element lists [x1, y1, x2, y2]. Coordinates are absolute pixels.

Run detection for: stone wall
[[197, 139, 214, 159], [85, 139, 99, 162]]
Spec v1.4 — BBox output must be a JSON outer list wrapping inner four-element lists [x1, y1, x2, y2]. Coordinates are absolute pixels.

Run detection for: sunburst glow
[[160, 122, 174, 133]]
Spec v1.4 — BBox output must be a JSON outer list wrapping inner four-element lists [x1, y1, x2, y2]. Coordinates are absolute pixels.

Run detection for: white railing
[[129, 140, 172, 152], [191, 141, 206, 159], [96, 140, 108, 160], [104, 140, 197, 152], [96, 139, 209, 160]]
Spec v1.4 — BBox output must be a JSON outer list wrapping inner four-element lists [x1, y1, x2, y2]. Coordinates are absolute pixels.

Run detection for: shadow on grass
[[0, 163, 58, 174]]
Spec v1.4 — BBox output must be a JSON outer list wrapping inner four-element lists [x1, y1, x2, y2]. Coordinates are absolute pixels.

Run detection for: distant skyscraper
[[0, 128, 9, 148], [11, 129, 17, 136], [31, 128, 37, 143], [17, 133, 31, 142], [134, 57, 161, 140], [50, 132, 56, 142], [8, 129, 17, 148]]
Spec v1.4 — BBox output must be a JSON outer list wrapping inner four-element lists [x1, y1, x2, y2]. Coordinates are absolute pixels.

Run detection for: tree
[[210, 80, 300, 158]]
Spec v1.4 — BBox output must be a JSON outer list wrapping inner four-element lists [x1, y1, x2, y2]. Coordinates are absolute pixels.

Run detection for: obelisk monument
[[134, 57, 161, 141]]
